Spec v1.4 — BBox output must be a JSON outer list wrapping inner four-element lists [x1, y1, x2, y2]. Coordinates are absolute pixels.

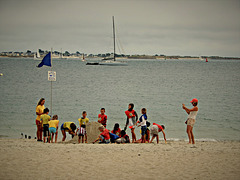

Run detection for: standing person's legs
[[186, 125, 192, 144], [47, 127, 50, 143], [85, 134, 87, 143], [131, 128, 136, 143], [55, 131, 58, 143], [190, 127, 195, 144], [36, 120, 42, 141], [51, 133, 54, 143]]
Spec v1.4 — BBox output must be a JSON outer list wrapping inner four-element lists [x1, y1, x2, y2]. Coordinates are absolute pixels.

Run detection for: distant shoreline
[[1, 55, 240, 60]]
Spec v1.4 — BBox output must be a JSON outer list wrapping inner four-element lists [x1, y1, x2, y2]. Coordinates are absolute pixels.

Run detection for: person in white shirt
[[182, 98, 199, 144]]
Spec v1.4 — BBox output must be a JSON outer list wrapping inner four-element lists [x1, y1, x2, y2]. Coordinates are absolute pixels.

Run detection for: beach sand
[[0, 139, 239, 180]]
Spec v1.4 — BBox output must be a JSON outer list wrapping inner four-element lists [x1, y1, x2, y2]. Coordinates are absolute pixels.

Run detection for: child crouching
[[92, 125, 110, 144]]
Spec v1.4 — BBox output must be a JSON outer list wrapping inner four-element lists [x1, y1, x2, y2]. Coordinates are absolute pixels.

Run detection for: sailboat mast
[[113, 16, 116, 61]]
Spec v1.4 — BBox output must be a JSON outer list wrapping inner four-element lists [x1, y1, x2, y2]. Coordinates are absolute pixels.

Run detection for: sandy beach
[[0, 139, 239, 180]]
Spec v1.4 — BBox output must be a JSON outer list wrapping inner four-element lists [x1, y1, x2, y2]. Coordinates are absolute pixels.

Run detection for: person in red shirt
[[124, 103, 138, 143], [98, 108, 108, 128], [93, 125, 110, 144], [150, 123, 166, 144]]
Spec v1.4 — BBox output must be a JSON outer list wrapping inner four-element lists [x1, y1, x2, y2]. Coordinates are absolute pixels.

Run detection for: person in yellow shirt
[[61, 122, 77, 141], [36, 98, 45, 142], [78, 111, 89, 143], [40, 108, 50, 143], [48, 115, 59, 143]]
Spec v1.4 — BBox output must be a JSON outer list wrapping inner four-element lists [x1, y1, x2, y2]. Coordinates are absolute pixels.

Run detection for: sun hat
[[190, 98, 198, 103]]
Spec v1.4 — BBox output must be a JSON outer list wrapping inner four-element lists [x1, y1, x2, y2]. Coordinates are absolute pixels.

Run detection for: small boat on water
[[87, 16, 127, 66], [86, 62, 99, 65], [81, 54, 86, 62]]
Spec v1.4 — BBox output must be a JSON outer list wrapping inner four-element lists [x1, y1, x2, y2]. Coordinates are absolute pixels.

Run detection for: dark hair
[[37, 98, 45, 106], [43, 108, 49, 113], [113, 123, 119, 134], [70, 123, 76, 132], [101, 108, 105, 111], [52, 115, 58, 120], [120, 130, 126, 136], [161, 125, 165, 130], [141, 108, 146, 114], [82, 111, 86, 114], [128, 103, 134, 111]]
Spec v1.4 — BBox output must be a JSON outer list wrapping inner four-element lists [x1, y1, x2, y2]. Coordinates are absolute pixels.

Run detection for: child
[[92, 125, 110, 144], [111, 123, 121, 137], [48, 115, 59, 143], [150, 123, 166, 144], [40, 108, 50, 143], [115, 130, 130, 144], [137, 108, 147, 143], [75, 126, 86, 143], [61, 122, 77, 141], [146, 121, 151, 143], [124, 103, 138, 143], [98, 108, 107, 128], [182, 98, 199, 144], [78, 111, 89, 143]]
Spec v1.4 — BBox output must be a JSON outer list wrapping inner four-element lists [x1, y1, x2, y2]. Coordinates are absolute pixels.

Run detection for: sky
[[0, 0, 239, 57]]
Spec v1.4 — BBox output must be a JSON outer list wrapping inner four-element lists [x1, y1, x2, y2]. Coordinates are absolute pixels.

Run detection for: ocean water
[[0, 57, 240, 141]]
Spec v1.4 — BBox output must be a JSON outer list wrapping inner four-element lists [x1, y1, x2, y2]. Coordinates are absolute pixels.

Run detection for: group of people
[[35, 98, 199, 144]]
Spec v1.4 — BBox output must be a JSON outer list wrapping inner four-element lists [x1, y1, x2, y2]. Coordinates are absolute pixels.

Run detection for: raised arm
[[182, 104, 198, 114]]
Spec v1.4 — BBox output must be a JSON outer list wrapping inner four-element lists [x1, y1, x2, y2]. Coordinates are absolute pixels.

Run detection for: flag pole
[[50, 48, 53, 116]]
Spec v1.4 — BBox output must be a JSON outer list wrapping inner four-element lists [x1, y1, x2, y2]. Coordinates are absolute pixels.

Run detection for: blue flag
[[37, 52, 51, 67]]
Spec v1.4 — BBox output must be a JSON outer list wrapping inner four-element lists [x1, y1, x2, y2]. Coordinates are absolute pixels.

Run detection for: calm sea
[[0, 57, 240, 141]]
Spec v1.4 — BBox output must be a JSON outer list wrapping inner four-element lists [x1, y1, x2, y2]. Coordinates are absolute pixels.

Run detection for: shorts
[[150, 125, 159, 136], [61, 123, 68, 131], [141, 126, 147, 136], [43, 124, 49, 137], [49, 127, 56, 134], [187, 118, 195, 127], [78, 134, 84, 137], [99, 135, 110, 144], [128, 118, 136, 129], [36, 120, 41, 126]]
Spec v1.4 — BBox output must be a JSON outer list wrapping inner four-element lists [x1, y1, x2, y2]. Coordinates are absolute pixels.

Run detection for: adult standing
[[36, 98, 45, 141], [182, 98, 199, 144]]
